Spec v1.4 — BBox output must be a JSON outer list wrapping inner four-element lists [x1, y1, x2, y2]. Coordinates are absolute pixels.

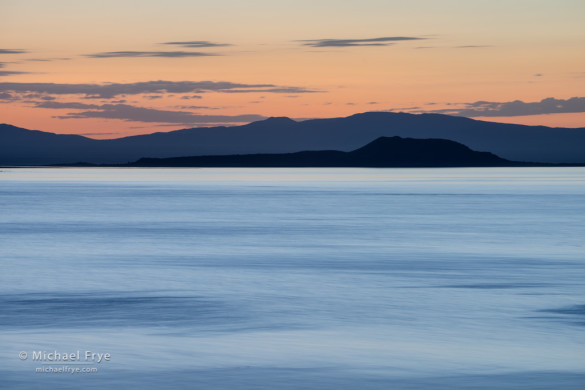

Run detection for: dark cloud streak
[[0, 70, 31, 76], [0, 92, 15, 100], [32, 100, 264, 125], [162, 41, 231, 48], [25, 57, 71, 62], [301, 36, 425, 47], [34, 101, 101, 109], [0, 80, 318, 98], [180, 95, 203, 100], [454, 45, 492, 49], [0, 49, 28, 54], [421, 97, 585, 117], [86, 51, 217, 58], [221, 87, 320, 94], [49, 103, 265, 125]]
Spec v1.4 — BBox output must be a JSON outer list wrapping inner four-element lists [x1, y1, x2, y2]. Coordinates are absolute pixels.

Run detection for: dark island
[[127, 136, 520, 167]]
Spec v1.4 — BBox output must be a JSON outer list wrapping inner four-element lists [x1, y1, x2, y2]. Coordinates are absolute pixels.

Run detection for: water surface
[[1, 168, 584, 389]]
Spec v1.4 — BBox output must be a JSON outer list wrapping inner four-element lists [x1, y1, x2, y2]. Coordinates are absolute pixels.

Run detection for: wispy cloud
[[24, 57, 71, 62], [454, 45, 492, 49], [0, 49, 28, 54], [300, 36, 425, 47], [162, 41, 231, 48], [40, 102, 265, 125], [221, 87, 320, 94], [34, 101, 100, 109], [175, 105, 218, 110], [0, 80, 320, 99], [0, 70, 31, 76], [420, 97, 585, 117], [180, 95, 203, 100], [86, 51, 217, 58], [1, 92, 55, 102], [23, 93, 55, 101]]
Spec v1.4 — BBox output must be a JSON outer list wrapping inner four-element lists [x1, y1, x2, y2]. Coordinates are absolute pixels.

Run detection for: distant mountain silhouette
[[128, 137, 514, 167], [2, 112, 585, 165]]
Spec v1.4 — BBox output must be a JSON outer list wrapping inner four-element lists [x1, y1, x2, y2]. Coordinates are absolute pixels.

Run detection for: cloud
[[221, 87, 319, 94], [175, 105, 217, 110], [0, 80, 319, 99], [49, 103, 265, 125], [24, 57, 71, 62], [180, 95, 203, 100], [31, 100, 263, 125], [162, 41, 231, 48], [0, 92, 15, 100], [0, 70, 31, 76], [421, 97, 585, 117], [34, 101, 101, 110], [301, 36, 425, 47], [454, 45, 492, 49], [86, 51, 217, 58], [1, 92, 54, 102], [21, 94, 55, 101], [0, 49, 28, 54]]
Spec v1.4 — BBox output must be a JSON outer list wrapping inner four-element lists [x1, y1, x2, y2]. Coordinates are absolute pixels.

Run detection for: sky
[[1, 0, 584, 138]]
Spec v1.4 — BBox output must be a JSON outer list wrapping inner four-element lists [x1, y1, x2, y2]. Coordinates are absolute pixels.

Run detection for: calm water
[[1, 168, 584, 389]]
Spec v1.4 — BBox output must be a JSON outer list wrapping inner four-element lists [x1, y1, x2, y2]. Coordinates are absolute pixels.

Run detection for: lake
[[1, 168, 584, 389]]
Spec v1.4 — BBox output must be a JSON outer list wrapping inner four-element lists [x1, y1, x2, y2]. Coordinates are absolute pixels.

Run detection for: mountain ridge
[[2, 112, 585, 165]]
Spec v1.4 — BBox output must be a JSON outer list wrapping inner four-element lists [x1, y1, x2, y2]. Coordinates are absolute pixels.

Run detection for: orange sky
[[1, 0, 584, 138]]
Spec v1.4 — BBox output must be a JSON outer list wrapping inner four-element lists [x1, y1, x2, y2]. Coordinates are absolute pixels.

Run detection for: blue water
[[1, 168, 584, 389]]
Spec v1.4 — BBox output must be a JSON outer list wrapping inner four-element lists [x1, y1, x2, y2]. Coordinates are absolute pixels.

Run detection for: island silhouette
[[127, 136, 514, 167]]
